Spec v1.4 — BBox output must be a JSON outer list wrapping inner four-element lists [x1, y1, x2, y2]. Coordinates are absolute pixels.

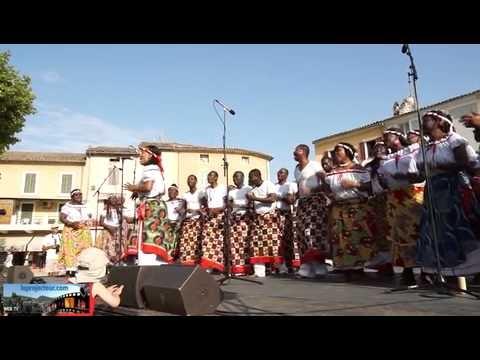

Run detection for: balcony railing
[[15, 217, 61, 226]]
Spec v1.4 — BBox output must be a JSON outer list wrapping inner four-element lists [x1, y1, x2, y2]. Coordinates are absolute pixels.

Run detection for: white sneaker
[[297, 263, 315, 278], [312, 261, 328, 277], [253, 264, 266, 277]]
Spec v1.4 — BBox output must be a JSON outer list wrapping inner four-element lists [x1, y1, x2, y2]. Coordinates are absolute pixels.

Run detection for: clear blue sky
[[2, 44, 480, 181]]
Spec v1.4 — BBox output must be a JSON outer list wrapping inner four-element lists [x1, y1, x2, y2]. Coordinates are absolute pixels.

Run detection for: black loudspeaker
[[7, 266, 34, 284], [107, 265, 222, 315], [106, 266, 147, 309]]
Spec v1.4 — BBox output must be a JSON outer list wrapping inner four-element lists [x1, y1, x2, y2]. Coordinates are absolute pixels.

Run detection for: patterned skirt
[[330, 199, 375, 270], [277, 209, 295, 268], [137, 198, 178, 263], [386, 185, 423, 268], [293, 193, 329, 266], [58, 225, 92, 269], [95, 221, 130, 263], [200, 213, 225, 271], [229, 212, 252, 274], [365, 192, 392, 268], [178, 217, 203, 265], [417, 173, 480, 275], [249, 211, 283, 265]]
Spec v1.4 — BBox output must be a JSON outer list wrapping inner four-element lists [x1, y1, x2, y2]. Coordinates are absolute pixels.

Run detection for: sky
[[2, 44, 480, 182]]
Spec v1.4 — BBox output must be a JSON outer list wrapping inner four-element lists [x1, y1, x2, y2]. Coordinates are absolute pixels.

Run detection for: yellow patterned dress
[[58, 202, 93, 270]]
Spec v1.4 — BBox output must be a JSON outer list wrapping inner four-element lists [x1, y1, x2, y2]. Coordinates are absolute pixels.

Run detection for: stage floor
[[95, 271, 480, 316]]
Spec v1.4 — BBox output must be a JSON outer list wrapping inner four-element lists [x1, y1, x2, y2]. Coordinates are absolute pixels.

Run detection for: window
[[23, 173, 37, 193], [61, 174, 73, 194], [242, 156, 250, 165], [108, 167, 119, 186], [200, 154, 209, 164], [19, 203, 34, 225], [357, 140, 377, 161]]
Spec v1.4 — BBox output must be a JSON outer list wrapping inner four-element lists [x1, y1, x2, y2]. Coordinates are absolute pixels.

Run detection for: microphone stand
[[93, 166, 118, 245], [389, 45, 480, 299], [213, 101, 261, 286], [118, 158, 126, 265]]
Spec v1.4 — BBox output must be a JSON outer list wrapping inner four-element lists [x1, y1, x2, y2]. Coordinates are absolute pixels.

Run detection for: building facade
[[0, 143, 272, 252], [313, 90, 480, 163]]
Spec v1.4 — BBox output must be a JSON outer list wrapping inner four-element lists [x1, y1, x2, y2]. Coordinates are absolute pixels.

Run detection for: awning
[[0, 235, 45, 252]]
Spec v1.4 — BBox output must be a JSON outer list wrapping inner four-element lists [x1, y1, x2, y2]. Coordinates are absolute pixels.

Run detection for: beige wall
[[313, 126, 384, 163], [385, 93, 480, 146], [176, 152, 270, 194], [0, 162, 84, 200], [82, 151, 270, 215], [313, 93, 480, 164], [0, 149, 270, 250], [13, 199, 66, 225], [0, 198, 66, 226]]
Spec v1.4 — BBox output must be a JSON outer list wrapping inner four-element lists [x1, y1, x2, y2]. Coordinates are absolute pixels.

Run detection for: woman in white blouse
[[95, 195, 133, 264], [377, 127, 424, 286], [324, 142, 373, 280], [363, 140, 393, 276], [165, 184, 185, 256], [59, 189, 93, 276], [124, 145, 176, 265], [414, 110, 480, 278]]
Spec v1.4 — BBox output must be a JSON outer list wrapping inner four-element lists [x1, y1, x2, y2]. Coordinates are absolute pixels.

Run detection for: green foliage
[[0, 51, 36, 154]]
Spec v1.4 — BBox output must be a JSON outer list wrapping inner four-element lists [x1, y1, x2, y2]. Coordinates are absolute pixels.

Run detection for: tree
[[0, 51, 36, 154]]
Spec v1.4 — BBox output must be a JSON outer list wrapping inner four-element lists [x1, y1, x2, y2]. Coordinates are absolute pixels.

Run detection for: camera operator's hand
[[460, 112, 480, 129]]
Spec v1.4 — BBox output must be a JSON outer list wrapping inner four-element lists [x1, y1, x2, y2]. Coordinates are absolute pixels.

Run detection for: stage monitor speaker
[[106, 265, 147, 309], [107, 265, 221, 315], [7, 266, 33, 284]]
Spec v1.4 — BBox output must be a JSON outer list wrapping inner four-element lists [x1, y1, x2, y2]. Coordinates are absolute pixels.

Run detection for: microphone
[[401, 44, 409, 54], [215, 99, 236, 115]]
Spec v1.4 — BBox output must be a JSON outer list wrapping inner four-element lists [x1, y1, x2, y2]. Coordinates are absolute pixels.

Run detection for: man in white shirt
[[166, 184, 185, 224], [42, 225, 61, 275], [199, 171, 228, 273], [178, 175, 204, 265], [274, 168, 297, 274], [228, 171, 253, 276], [293, 144, 330, 279], [246, 169, 282, 277]]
